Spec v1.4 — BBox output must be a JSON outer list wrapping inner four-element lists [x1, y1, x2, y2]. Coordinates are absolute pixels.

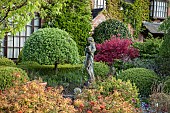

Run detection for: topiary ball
[[118, 68, 159, 97], [0, 57, 16, 67], [0, 67, 29, 90], [22, 28, 79, 65], [92, 19, 131, 43]]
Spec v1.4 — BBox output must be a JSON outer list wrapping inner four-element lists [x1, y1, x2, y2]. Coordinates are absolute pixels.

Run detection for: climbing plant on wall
[[104, 0, 123, 21], [105, 0, 150, 38]]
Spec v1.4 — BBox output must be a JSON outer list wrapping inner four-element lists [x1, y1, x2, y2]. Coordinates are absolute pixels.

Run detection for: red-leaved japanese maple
[[94, 35, 139, 74]]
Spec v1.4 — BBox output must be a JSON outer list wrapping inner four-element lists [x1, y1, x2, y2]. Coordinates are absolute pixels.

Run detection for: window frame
[[1, 14, 41, 60], [150, 0, 168, 19]]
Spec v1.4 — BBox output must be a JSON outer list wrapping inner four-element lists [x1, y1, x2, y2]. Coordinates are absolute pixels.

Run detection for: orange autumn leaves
[[0, 78, 142, 113], [74, 89, 142, 113], [0, 80, 76, 113]]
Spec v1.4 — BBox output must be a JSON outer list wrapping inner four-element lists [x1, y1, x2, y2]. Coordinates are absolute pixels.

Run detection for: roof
[[142, 21, 164, 34]]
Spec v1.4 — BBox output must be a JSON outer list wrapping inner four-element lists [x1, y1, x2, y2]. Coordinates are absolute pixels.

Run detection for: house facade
[[0, 14, 41, 60], [92, 0, 169, 40], [0, 0, 169, 59]]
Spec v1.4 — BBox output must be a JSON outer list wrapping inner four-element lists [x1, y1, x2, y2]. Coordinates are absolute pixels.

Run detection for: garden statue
[[84, 37, 96, 83]]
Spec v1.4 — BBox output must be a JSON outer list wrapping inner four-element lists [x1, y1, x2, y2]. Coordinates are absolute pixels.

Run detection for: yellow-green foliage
[[105, 0, 150, 37], [130, 0, 150, 37], [0, 80, 76, 113], [0, 67, 29, 90], [74, 77, 141, 113], [0, 57, 16, 66], [104, 0, 123, 21]]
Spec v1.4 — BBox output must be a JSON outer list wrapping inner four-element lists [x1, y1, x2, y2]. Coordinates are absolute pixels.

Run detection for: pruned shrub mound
[[0, 67, 29, 90], [92, 19, 131, 43], [22, 28, 79, 65], [93, 62, 109, 78], [0, 57, 16, 66], [0, 80, 76, 113], [74, 77, 141, 112], [118, 68, 159, 97]]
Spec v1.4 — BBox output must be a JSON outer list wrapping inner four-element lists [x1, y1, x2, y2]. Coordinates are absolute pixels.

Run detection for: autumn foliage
[[94, 35, 139, 66], [74, 77, 142, 113], [0, 80, 76, 113]]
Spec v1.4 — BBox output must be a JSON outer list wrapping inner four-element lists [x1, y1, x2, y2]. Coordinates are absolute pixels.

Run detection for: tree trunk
[[54, 61, 58, 74]]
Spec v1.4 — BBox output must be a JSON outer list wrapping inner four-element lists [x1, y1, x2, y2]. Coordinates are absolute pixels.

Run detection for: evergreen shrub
[[92, 19, 131, 43], [133, 38, 163, 59], [118, 68, 159, 97], [157, 32, 170, 76], [0, 57, 16, 67], [22, 28, 79, 65], [17, 49, 23, 63], [93, 62, 109, 78], [0, 67, 29, 90], [164, 76, 170, 93], [44, 0, 92, 55]]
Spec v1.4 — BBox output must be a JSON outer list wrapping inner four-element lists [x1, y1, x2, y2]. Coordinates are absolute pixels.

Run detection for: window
[[93, 0, 106, 9], [125, 0, 134, 3], [150, 0, 168, 19], [0, 14, 41, 59]]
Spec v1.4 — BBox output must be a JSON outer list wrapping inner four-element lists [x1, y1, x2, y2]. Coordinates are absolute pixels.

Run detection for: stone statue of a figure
[[84, 37, 96, 83]]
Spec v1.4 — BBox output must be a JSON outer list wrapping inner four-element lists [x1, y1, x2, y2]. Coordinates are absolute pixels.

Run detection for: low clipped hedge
[[0, 57, 16, 67], [18, 61, 40, 66], [0, 67, 29, 90], [17, 62, 109, 87], [118, 68, 160, 97], [93, 62, 109, 78]]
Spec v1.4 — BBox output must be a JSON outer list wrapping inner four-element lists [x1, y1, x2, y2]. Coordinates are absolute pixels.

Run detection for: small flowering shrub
[[0, 80, 76, 113], [74, 77, 141, 113], [0, 67, 29, 90], [0, 57, 16, 66]]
